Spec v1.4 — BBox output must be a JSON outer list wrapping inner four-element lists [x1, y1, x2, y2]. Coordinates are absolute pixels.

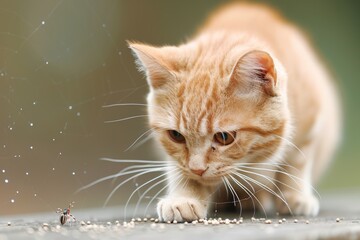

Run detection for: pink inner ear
[[229, 50, 278, 97]]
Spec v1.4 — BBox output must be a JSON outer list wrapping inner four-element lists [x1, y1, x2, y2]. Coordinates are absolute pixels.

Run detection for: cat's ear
[[228, 50, 278, 97], [128, 41, 176, 89]]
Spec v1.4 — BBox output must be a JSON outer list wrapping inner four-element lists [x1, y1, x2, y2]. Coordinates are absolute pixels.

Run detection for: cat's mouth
[[185, 171, 224, 185]]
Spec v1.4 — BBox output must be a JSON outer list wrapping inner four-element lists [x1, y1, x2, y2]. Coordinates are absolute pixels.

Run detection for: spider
[[56, 201, 76, 225]]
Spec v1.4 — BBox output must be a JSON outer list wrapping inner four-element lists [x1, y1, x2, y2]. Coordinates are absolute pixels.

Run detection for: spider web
[[0, 0, 154, 215]]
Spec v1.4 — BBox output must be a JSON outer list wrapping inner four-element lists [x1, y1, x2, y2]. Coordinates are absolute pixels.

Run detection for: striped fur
[[129, 2, 341, 221]]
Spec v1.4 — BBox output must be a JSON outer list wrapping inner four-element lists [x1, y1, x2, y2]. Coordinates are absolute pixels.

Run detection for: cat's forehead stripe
[[176, 73, 221, 135]]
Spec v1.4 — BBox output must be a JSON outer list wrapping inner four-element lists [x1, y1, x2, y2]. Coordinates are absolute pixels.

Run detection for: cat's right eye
[[168, 130, 186, 143], [214, 131, 236, 145]]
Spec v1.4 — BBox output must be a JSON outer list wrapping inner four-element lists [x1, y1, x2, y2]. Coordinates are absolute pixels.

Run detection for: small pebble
[[294, 219, 298, 223], [192, 220, 197, 225], [143, 218, 148, 222], [278, 219, 283, 224], [136, 218, 142, 222], [106, 222, 111, 226], [237, 219, 243, 224], [7, 222, 11, 226], [86, 221, 91, 225], [150, 218, 155, 222], [265, 220, 272, 224], [173, 220, 178, 224], [115, 220, 119, 224], [184, 221, 188, 225], [282, 218, 287, 222], [167, 221, 171, 224], [42, 223, 49, 227], [212, 219, 220, 225], [336, 218, 340, 222], [154, 219, 159, 223], [80, 221, 86, 226], [305, 220, 310, 224]]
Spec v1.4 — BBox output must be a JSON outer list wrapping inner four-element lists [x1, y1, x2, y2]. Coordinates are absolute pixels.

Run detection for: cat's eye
[[214, 132, 236, 145], [168, 130, 186, 143]]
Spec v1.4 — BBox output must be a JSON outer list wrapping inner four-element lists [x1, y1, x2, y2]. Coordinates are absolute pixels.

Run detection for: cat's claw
[[157, 197, 207, 222], [276, 191, 319, 217]]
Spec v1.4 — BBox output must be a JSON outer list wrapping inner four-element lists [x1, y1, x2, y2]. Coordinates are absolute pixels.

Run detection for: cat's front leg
[[157, 179, 214, 222]]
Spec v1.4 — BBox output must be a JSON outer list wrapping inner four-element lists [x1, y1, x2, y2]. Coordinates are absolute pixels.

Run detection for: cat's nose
[[191, 168, 207, 176]]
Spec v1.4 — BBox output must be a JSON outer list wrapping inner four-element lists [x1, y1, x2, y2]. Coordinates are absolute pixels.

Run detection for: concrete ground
[[1, 190, 360, 240]]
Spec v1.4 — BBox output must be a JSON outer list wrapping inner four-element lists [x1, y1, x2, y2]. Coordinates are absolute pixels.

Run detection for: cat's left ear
[[228, 50, 278, 97], [128, 41, 177, 89]]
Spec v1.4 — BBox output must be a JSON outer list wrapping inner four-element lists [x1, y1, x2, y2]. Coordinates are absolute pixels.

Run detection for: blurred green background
[[0, 0, 359, 215]]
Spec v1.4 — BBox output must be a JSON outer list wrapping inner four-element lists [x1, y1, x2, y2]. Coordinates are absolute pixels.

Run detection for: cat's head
[[129, 35, 290, 186]]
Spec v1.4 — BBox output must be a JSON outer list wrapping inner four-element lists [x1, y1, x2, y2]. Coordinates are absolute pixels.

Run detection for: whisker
[[100, 158, 169, 164], [233, 167, 304, 196], [235, 165, 301, 189], [223, 176, 242, 217], [133, 171, 180, 219], [124, 128, 155, 152], [232, 168, 288, 211], [102, 103, 150, 108], [238, 161, 300, 172], [76, 167, 166, 193], [274, 134, 307, 160], [144, 173, 183, 217], [221, 177, 230, 198], [231, 170, 293, 215], [104, 114, 148, 124], [127, 132, 155, 150], [124, 168, 178, 219], [109, 163, 173, 185], [228, 173, 264, 218], [101, 102, 164, 111], [238, 165, 320, 199], [104, 166, 175, 206]]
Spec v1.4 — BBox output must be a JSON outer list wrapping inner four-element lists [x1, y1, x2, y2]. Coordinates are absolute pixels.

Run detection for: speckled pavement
[[1, 190, 360, 240]]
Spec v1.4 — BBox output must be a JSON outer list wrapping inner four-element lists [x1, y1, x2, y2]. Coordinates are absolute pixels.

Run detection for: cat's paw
[[276, 191, 319, 217], [157, 197, 207, 222]]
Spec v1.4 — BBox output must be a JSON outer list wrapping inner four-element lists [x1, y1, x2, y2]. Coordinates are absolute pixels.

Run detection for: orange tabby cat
[[129, 2, 341, 221]]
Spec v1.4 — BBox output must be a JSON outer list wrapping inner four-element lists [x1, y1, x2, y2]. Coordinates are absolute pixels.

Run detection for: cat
[[129, 2, 341, 222]]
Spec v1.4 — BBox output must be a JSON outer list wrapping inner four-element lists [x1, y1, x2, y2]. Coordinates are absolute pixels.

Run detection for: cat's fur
[[129, 3, 341, 221]]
